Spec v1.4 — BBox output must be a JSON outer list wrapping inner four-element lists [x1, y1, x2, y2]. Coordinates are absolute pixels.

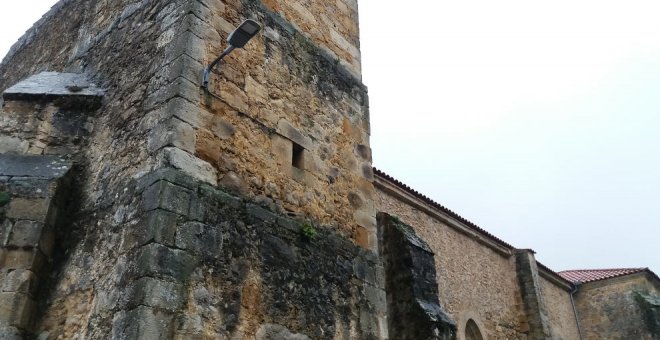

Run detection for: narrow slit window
[[292, 142, 305, 170]]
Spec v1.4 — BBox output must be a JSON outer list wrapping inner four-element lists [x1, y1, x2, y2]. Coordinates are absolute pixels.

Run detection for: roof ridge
[[372, 167, 515, 250], [559, 268, 646, 273]]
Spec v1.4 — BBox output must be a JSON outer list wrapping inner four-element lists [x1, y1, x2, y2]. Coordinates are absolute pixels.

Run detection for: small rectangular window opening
[[292, 142, 305, 170]]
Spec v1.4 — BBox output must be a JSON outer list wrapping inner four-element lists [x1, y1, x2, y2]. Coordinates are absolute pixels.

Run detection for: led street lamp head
[[202, 19, 262, 90]]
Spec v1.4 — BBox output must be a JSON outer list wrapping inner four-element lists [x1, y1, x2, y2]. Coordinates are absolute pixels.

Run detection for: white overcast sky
[[1, 1, 658, 273]]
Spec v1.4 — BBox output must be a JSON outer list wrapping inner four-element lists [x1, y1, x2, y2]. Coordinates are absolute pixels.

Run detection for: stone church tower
[[0, 0, 454, 339]]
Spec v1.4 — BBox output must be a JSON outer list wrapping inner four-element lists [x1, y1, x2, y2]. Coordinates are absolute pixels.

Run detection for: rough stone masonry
[[0, 0, 444, 338]]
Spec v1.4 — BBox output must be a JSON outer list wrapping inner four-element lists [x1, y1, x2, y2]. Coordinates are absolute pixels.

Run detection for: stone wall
[[574, 272, 660, 340], [188, 0, 374, 248], [0, 155, 73, 338], [259, 0, 362, 77], [374, 180, 528, 339], [0, 0, 379, 338], [539, 276, 580, 340]]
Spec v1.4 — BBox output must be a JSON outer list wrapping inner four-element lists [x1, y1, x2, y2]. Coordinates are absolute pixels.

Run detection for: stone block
[[7, 197, 50, 222], [0, 220, 11, 247], [210, 116, 235, 139], [0, 326, 22, 339], [0, 249, 44, 272], [245, 75, 268, 103], [217, 171, 247, 196], [135, 243, 197, 281], [188, 184, 241, 221], [0, 292, 35, 329], [144, 77, 200, 112], [175, 221, 223, 254], [135, 167, 199, 193], [167, 53, 204, 85], [218, 81, 249, 113], [353, 208, 376, 230], [256, 324, 310, 340], [112, 306, 175, 340], [1, 269, 38, 297], [168, 30, 205, 64], [271, 134, 292, 167], [6, 220, 43, 248], [0, 136, 28, 154], [125, 277, 184, 312], [246, 204, 277, 225], [2, 72, 103, 104], [353, 257, 376, 285], [163, 147, 218, 186], [6, 198, 50, 221], [148, 118, 196, 154], [364, 285, 387, 314], [168, 97, 212, 129], [276, 216, 300, 233], [277, 119, 312, 150], [355, 226, 374, 252], [137, 209, 179, 247], [143, 180, 191, 216], [6, 177, 52, 198]]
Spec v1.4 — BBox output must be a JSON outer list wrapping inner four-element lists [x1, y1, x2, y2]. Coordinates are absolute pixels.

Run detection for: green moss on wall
[[634, 291, 660, 336], [0, 191, 10, 207]]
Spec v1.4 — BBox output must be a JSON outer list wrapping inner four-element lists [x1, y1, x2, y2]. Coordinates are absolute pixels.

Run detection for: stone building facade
[[0, 0, 658, 339]]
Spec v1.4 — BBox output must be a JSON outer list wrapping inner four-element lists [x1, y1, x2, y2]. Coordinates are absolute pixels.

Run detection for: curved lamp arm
[[202, 46, 235, 90], [201, 19, 261, 91]]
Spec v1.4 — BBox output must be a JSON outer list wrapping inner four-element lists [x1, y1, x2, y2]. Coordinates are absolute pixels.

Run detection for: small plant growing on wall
[[300, 222, 317, 241]]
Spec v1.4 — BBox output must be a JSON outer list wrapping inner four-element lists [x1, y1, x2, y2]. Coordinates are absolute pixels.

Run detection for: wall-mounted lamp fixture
[[202, 19, 262, 91]]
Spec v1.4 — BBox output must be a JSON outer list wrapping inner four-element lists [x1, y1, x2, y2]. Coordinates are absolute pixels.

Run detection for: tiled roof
[[558, 268, 654, 284], [373, 168, 515, 250]]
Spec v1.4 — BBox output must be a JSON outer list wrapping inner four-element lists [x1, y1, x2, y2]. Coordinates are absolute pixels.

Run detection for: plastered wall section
[[374, 188, 528, 339], [574, 273, 660, 340], [539, 276, 580, 340]]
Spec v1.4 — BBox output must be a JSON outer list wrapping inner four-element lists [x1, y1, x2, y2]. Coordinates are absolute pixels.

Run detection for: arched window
[[465, 319, 484, 340]]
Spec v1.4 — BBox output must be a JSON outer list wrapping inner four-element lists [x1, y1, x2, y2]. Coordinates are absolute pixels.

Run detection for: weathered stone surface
[[112, 306, 175, 340], [515, 249, 553, 339], [143, 180, 191, 216], [0, 155, 71, 179], [134, 243, 198, 281], [163, 147, 218, 186], [5, 198, 50, 221], [218, 171, 247, 196], [5, 220, 44, 248], [0, 292, 35, 329], [124, 277, 184, 312], [0, 249, 45, 272], [0, 136, 28, 154], [136, 209, 180, 247], [574, 272, 660, 340], [539, 276, 581, 340], [175, 221, 224, 257], [256, 324, 311, 340], [2, 72, 103, 105], [5, 178, 52, 199], [148, 118, 196, 154], [1, 270, 38, 297], [378, 212, 456, 339], [375, 186, 530, 339], [0, 326, 22, 339]]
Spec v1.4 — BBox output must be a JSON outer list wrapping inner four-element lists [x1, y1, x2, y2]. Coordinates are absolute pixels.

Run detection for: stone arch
[[465, 319, 484, 340], [457, 312, 488, 340]]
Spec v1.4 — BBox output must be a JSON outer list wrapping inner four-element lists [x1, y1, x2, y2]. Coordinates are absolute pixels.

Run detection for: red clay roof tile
[[558, 268, 652, 284]]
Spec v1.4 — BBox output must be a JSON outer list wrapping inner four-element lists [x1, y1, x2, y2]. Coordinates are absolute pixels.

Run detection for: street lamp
[[202, 19, 262, 90]]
